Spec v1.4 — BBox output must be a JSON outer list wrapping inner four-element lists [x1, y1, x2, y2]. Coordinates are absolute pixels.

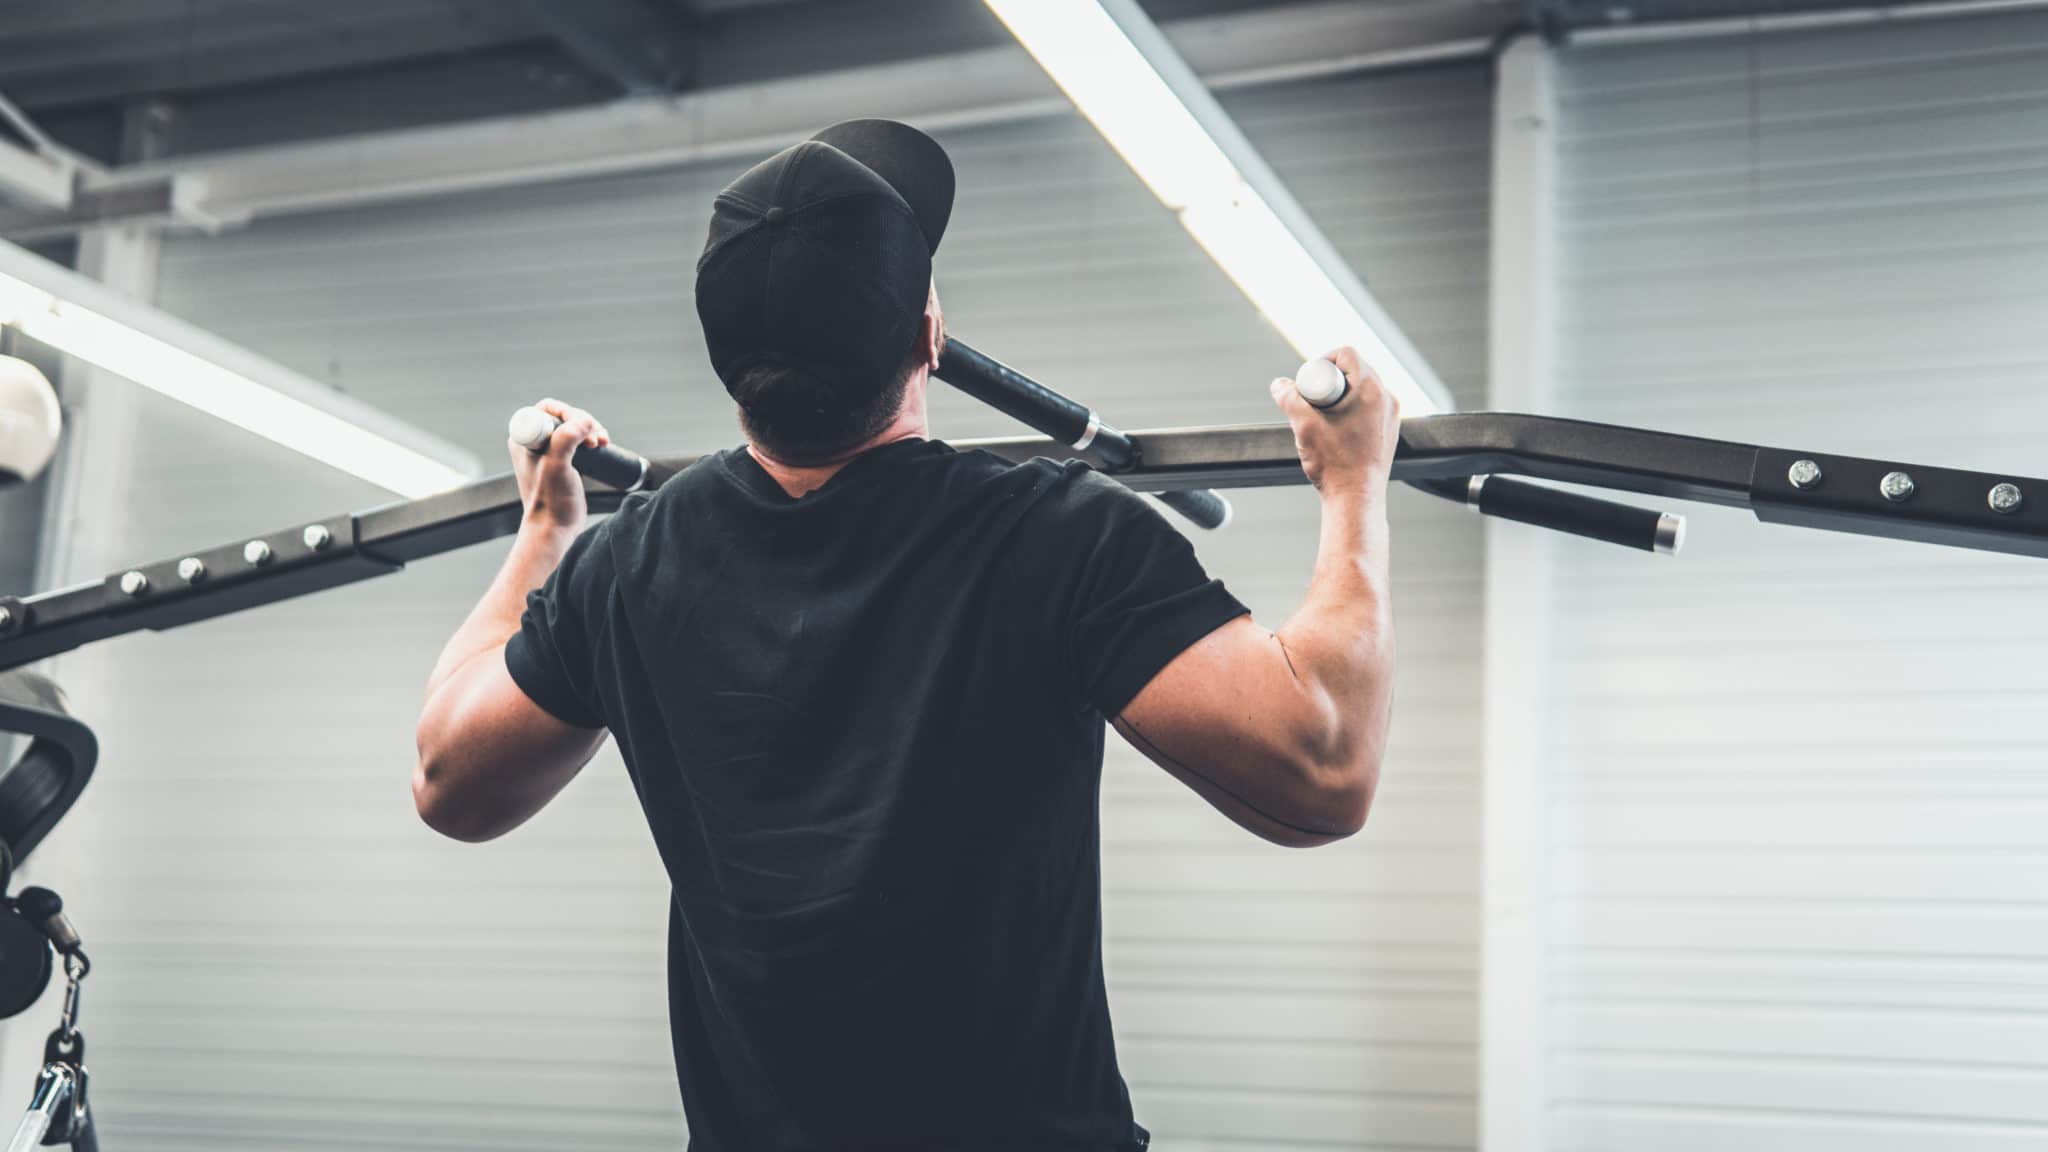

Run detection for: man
[[415, 119, 1399, 1151]]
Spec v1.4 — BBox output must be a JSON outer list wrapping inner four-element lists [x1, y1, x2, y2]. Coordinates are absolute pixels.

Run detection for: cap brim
[[809, 119, 954, 255]]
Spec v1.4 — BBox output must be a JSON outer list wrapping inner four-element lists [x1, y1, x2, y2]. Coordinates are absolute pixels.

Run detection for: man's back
[[507, 438, 1244, 1150], [416, 118, 1394, 1152]]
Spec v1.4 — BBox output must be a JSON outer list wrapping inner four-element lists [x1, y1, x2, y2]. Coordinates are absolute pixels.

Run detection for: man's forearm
[[1276, 484, 1396, 768], [426, 523, 581, 699]]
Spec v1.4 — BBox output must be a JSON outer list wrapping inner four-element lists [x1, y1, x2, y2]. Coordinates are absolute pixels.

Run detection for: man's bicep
[[478, 649, 609, 762], [415, 648, 607, 841], [1112, 615, 1347, 848], [1115, 614, 1302, 763]]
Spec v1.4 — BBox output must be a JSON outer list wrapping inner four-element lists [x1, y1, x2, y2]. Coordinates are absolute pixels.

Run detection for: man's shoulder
[[626, 448, 744, 520], [936, 442, 1054, 480], [580, 452, 732, 556], [939, 444, 1113, 499], [933, 446, 1170, 549]]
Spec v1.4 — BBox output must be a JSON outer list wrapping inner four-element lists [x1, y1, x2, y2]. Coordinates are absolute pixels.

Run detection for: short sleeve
[[504, 522, 615, 730], [1054, 468, 1249, 716]]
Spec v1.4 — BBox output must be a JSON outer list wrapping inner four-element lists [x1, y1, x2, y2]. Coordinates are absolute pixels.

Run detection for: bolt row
[[1787, 459, 2023, 514], [118, 524, 335, 600]]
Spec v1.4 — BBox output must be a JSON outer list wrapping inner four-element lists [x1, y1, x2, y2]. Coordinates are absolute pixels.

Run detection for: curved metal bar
[[5, 413, 2047, 672]]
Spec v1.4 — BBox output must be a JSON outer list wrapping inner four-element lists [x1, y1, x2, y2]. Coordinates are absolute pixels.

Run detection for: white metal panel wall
[[1547, 14, 2048, 1151], [1102, 68, 1489, 1151], [18, 65, 1490, 1149]]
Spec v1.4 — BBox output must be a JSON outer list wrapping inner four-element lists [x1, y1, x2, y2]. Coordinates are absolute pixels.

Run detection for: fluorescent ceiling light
[[0, 241, 475, 497], [984, 0, 1449, 415]]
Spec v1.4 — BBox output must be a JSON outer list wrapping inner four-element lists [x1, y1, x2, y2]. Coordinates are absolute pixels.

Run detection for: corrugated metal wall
[[7, 65, 1491, 1150], [1546, 13, 2048, 1151]]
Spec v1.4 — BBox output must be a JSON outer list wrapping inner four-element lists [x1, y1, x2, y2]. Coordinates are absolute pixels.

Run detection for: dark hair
[[731, 356, 914, 466]]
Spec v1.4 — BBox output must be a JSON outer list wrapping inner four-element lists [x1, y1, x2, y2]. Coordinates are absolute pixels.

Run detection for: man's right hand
[[1268, 346, 1401, 496], [511, 398, 610, 537]]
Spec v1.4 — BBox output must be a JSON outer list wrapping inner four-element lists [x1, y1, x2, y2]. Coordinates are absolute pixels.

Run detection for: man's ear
[[920, 281, 944, 372], [920, 308, 943, 373]]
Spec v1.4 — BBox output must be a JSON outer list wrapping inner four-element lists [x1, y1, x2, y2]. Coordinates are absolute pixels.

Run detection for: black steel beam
[[1749, 446, 2048, 559], [3, 414, 2046, 674], [505, 0, 695, 95], [0, 5, 541, 111], [0, 179, 188, 244]]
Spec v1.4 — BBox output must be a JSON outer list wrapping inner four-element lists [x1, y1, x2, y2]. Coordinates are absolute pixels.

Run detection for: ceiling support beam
[[0, 8, 540, 111], [514, 0, 695, 95], [0, 177, 210, 244], [0, 94, 218, 242], [0, 93, 78, 209], [1563, 0, 2048, 44], [0, 139, 73, 211]]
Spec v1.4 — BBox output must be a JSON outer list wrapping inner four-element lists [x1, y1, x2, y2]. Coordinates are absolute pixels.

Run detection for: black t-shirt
[[505, 438, 1246, 1151]]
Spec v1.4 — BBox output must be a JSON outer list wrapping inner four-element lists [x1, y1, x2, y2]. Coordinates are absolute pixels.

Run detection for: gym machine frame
[[2, 338, 2047, 674], [0, 339, 2043, 1146]]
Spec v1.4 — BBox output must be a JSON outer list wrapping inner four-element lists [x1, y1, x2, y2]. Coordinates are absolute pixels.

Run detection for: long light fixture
[[0, 240, 476, 497], [983, 0, 1450, 415]]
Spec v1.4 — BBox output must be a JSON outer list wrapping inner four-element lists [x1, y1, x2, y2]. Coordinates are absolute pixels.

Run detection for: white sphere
[[1294, 357, 1348, 408], [0, 355, 60, 484]]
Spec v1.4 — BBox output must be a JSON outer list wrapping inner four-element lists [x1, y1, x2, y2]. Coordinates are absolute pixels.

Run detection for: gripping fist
[[1268, 348, 1400, 495], [511, 398, 610, 535]]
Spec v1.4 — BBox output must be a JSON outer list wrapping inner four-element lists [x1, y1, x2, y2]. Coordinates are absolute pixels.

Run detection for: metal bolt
[[1880, 471, 1916, 502], [1989, 483, 2023, 514], [118, 571, 149, 598], [243, 540, 273, 567], [302, 524, 332, 551], [1787, 459, 1823, 489], [0, 606, 13, 631], [177, 557, 207, 584]]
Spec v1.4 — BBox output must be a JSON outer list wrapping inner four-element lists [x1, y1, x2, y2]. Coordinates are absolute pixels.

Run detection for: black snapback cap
[[696, 119, 955, 407]]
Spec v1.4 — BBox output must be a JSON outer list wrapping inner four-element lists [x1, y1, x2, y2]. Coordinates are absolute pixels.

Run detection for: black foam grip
[[515, 411, 649, 491], [937, 340, 1137, 470], [1156, 489, 1231, 531], [568, 442, 648, 491], [1472, 477, 1670, 552], [938, 339, 1238, 532]]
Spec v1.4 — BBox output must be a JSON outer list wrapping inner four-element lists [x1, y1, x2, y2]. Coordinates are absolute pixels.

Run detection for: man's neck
[[747, 414, 928, 499]]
